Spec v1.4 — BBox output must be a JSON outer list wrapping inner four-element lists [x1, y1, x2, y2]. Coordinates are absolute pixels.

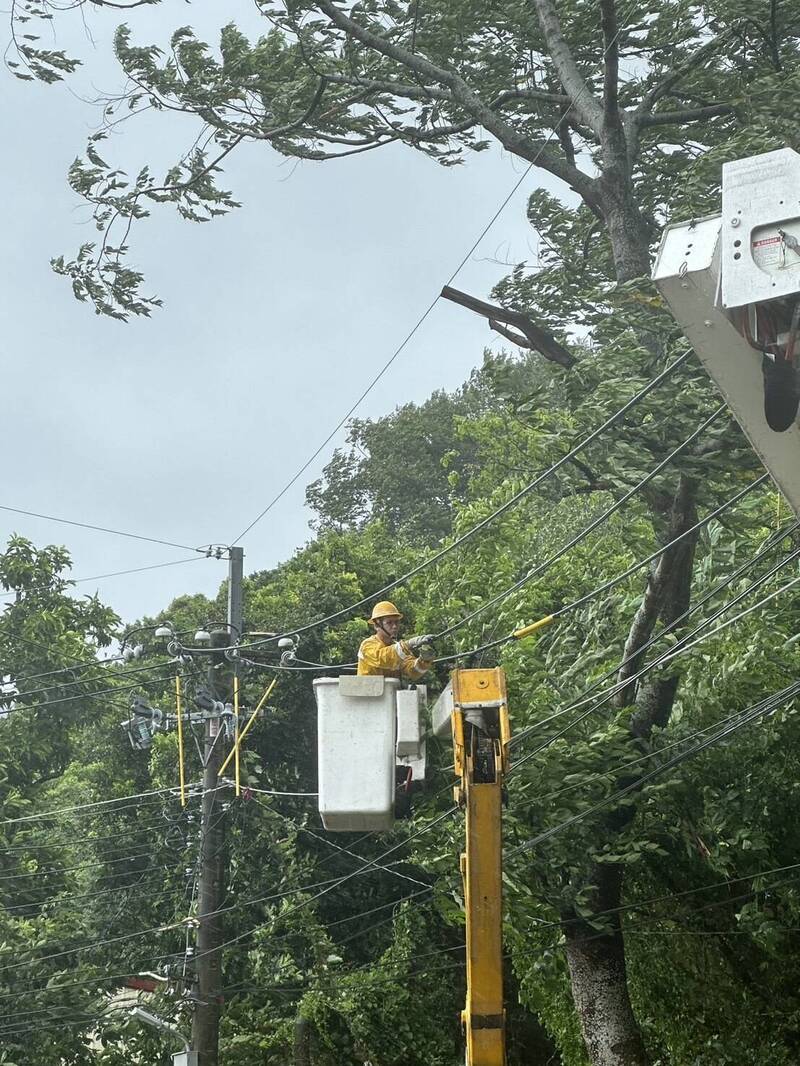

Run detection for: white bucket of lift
[[314, 675, 399, 832]]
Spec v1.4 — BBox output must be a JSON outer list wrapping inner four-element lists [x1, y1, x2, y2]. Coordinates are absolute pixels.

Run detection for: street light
[[129, 1006, 197, 1066]]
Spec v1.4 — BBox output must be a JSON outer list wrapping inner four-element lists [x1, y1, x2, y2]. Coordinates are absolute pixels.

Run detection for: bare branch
[[599, 0, 619, 121], [324, 72, 453, 105], [441, 285, 576, 369], [635, 29, 735, 117], [638, 103, 736, 128], [530, 0, 604, 135], [489, 87, 571, 109]]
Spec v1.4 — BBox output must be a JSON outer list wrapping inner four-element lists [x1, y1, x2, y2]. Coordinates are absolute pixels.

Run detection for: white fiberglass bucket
[[314, 675, 399, 832]]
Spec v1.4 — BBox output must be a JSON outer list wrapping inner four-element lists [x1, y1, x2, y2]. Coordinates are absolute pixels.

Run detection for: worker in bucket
[[357, 601, 435, 679]]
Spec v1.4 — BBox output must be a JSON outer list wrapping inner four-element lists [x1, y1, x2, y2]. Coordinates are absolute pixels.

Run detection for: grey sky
[[1, 1, 563, 627]]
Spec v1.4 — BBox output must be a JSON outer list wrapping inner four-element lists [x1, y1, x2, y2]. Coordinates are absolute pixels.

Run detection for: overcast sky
[[1, 0, 564, 628]]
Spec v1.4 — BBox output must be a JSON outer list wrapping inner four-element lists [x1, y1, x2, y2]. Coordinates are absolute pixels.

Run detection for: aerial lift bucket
[[652, 147, 800, 516]]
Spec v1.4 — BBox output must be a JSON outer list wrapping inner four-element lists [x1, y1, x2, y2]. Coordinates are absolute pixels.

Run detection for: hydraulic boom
[[451, 668, 510, 1066]]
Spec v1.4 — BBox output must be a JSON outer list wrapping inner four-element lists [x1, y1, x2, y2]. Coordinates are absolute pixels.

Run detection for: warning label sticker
[[752, 234, 783, 269]]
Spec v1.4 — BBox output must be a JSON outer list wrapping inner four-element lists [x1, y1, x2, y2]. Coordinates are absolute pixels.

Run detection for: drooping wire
[[434, 402, 728, 640], [509, 679, 800, 856], [230, 0, 676, 548], [0, 502, 206, 553], [223, 349, 695, 647]]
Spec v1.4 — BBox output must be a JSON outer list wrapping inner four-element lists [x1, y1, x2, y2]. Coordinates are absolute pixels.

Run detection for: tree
[[9, 1, 800, 1061], [306, 381, 491, 542], [15, 0, 779, 320]]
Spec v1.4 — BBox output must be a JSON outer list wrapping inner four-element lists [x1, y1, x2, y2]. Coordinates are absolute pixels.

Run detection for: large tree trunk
[[563, 926, 649, 1066], [600, 180, 653, 285], [560, 473, 698, 1065], [562, 866, 650, 1066]]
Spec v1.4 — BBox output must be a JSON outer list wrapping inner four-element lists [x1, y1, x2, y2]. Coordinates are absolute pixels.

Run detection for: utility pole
[[192, 546, 244, 1066]]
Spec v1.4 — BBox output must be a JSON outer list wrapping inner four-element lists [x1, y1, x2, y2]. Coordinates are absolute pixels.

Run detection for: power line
[[0, 503, 207, 553], [5, 658, 174, 704], [0, 783, 210, 828], [2, 874, 176, 915], [0, 847, 153, 883], [1, 817, 174, 852], [509, 538, 800, 764], [239, 469, 777, 676], [215, 349, 696, 654], [511, 679, 800, 855], [217, 865, 800, 1002], [0, 672, 177, 722], [436, 470, 772, 664], [434, 403, 728, 640], [0, 554, 208, 603]]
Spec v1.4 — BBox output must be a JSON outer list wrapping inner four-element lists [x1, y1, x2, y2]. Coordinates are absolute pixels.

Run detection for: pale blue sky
[[0, 1, 563, 625]]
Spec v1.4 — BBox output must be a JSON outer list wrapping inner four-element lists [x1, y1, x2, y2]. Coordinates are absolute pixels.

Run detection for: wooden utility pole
[[192, 546, 244, 1066]]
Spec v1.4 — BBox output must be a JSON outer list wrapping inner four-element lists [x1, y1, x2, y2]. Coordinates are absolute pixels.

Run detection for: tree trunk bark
[[562, 869, 650, 1066], [294, 1014, 313, 1066], [563, 922, 650, 1066], [598, 172, 654, 285]]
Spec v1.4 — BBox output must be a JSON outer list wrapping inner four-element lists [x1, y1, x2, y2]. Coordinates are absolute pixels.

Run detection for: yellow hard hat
[[369, 600, 403, 623]]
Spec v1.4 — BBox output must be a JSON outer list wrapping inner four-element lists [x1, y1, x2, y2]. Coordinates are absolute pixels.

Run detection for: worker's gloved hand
[[407, 634, 436, 657]]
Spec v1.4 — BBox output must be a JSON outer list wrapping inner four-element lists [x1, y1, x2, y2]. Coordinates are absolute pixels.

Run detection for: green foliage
[[7, 1, 800, 1061], [9, 0, 795, 314]]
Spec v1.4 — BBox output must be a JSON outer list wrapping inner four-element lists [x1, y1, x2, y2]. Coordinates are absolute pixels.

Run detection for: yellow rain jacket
[[357, 633, 431, 680]]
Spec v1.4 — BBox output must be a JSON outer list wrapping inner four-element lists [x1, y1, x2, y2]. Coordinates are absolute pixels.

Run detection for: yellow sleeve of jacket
[[357, 634, 430, 679]]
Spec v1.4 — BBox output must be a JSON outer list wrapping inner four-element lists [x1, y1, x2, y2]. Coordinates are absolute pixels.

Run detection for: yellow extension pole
[[512, 614, 555, 640], [218, 677, 277, 779], [233, 673, 241, 798], [175, 675, 186, 808]]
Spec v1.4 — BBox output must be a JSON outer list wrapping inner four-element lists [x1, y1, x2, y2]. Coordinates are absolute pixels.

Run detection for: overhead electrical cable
[[216, 866, 800, 1003], [505, 518, 800, 753], [215, 350, 698, 657], [0, 554, 208, 603], [6, 658, 178, 703], [435, 470, 773, 664], [529, 689, 800, 809], [185, 805, 460, 966], [0, 672, 178, 721], [508, 540, 800, 766], [2, 875, 177, 915], [0, 503, 207, 553], [0, 847, 154, 883], [6, 837, 798, 1010], [237, 470, 779, 676], [434, 403, 728, 640], [510, 679, 800, 855], [1, 817, 176, 852], [231, 0, 665, 547], [0, 783, 229, 829]]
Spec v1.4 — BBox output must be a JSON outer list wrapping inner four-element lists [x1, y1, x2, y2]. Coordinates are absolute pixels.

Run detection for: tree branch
[[635, 29, 736, 116], [531, 0, 605, 135], [325, 72, 453, 105], [313, 0, 599, 203], [489, 87, 571, 109], [599, 0, 620, 122], [441, 285, 576, 368], [638, 103, 736, 127]]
